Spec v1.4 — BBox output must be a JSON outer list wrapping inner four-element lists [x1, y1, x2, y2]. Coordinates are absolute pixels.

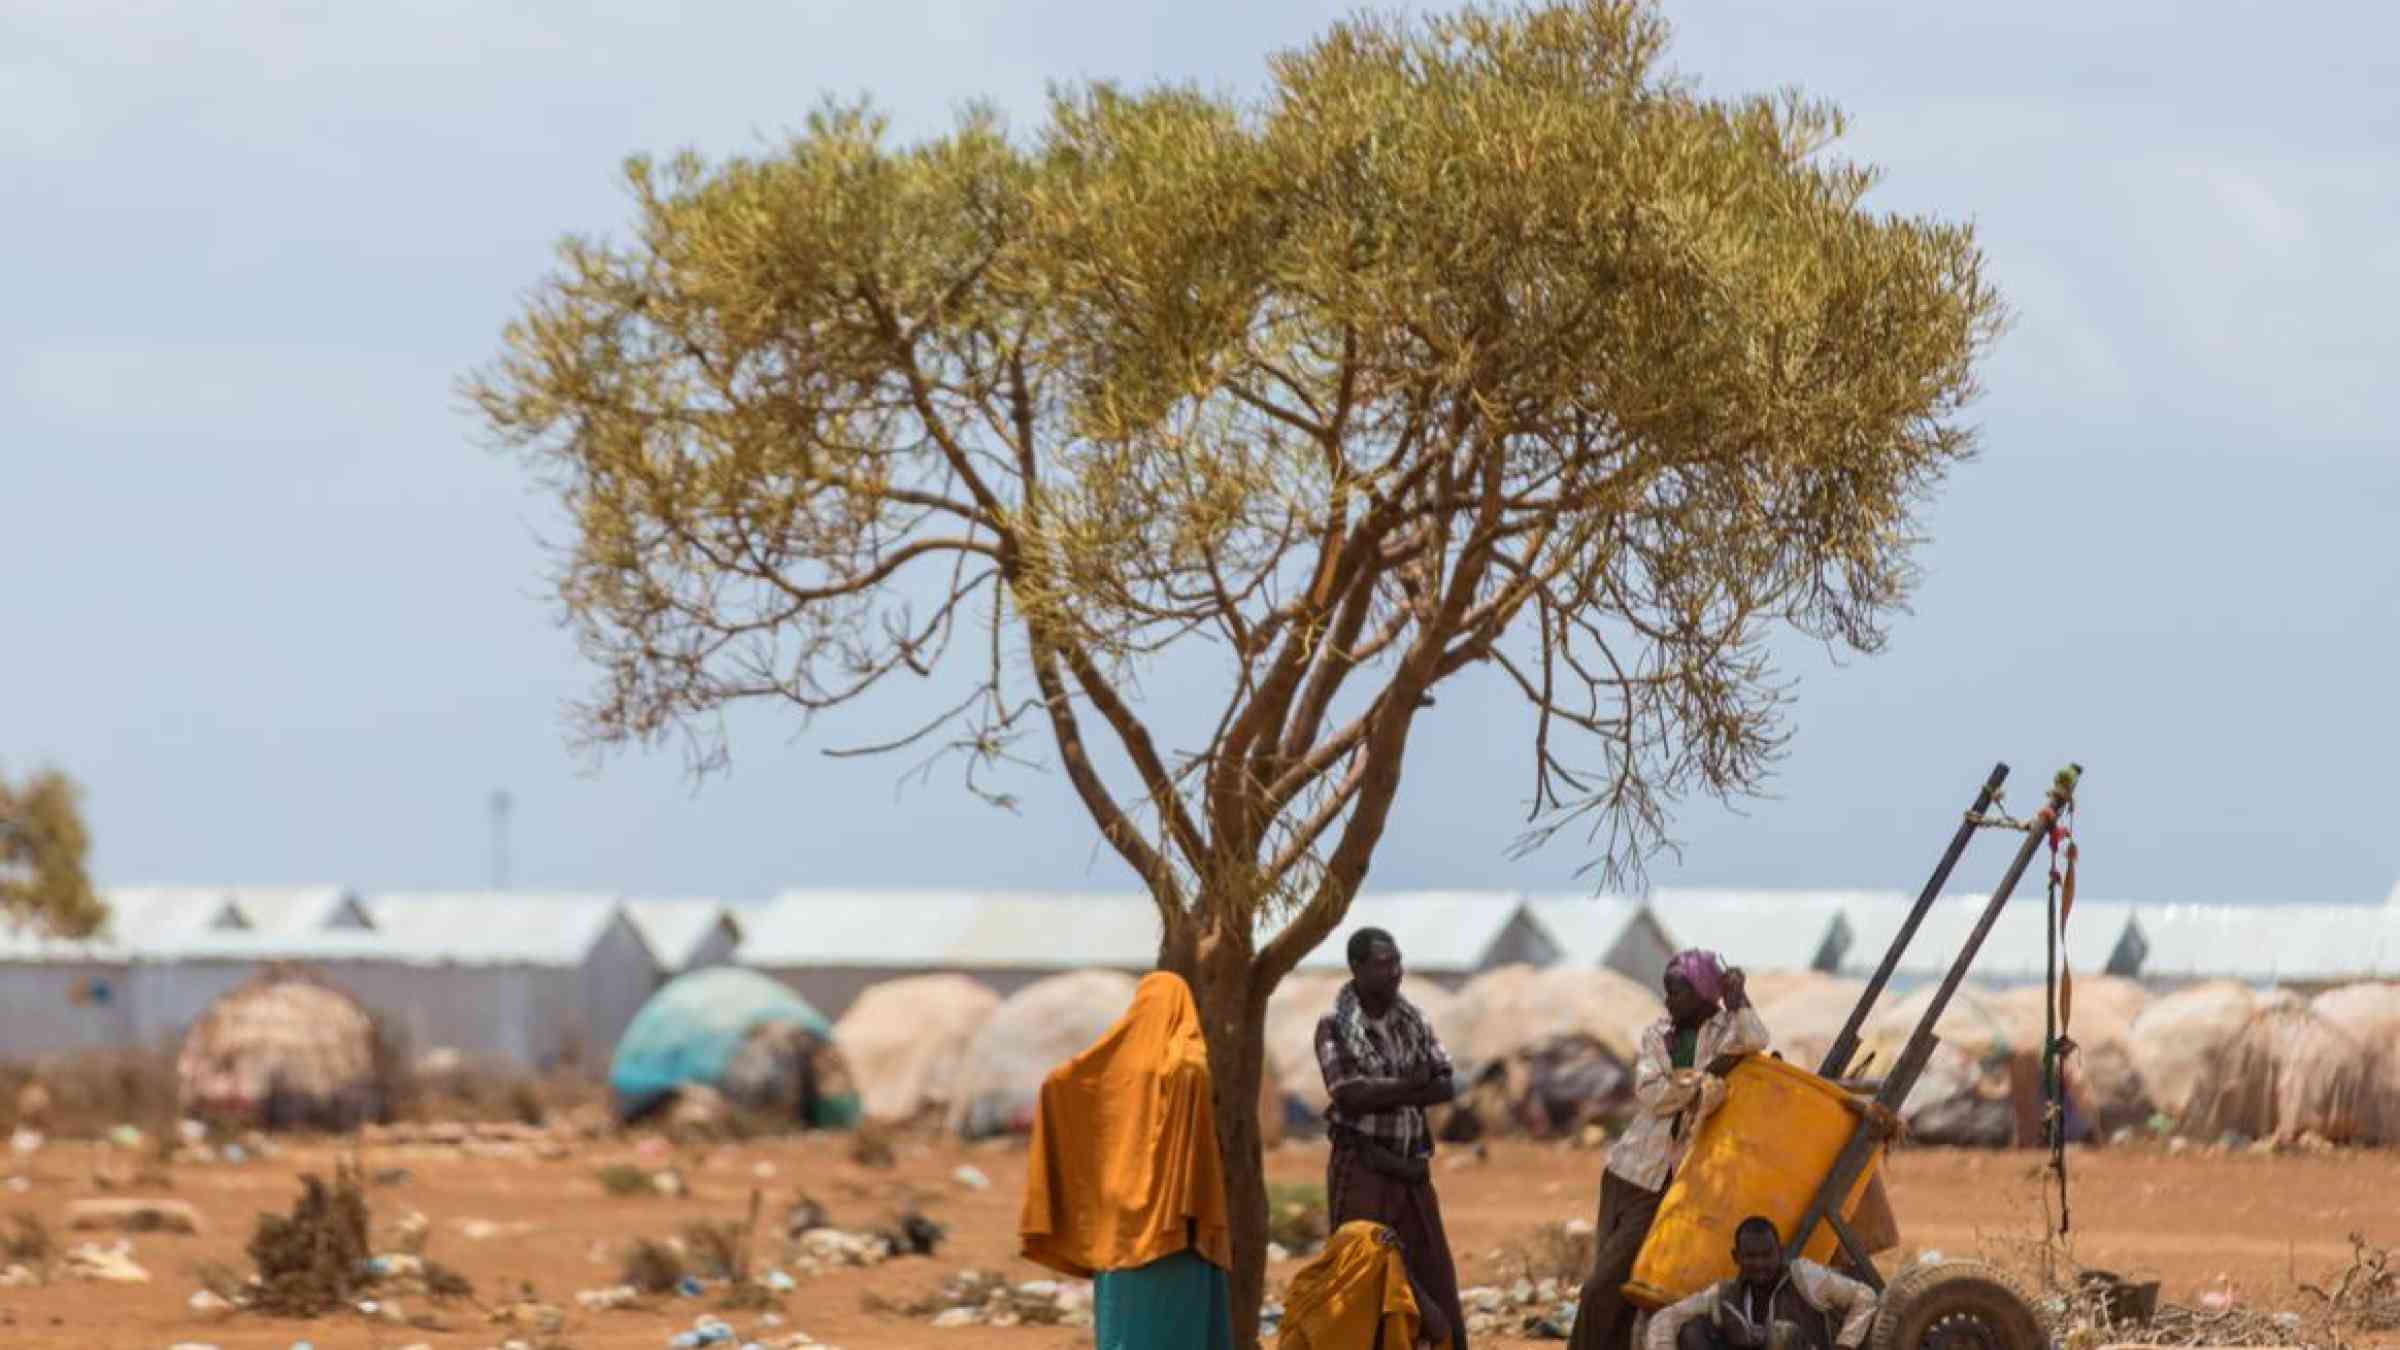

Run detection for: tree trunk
[[1182, 936, 1272, 1350]]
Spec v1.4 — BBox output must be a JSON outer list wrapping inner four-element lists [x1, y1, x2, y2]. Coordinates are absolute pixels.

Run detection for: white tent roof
[[623, 898, 741, 968], [93, 886, 247, 950], [1290, 892, 1544, 974], [222, 886, 372, 934], [2130, 902, 2400, 982], [1520, 894, 1663, 967], [1644, 888, 1877, 972], [364, 891, 631, 966], [743, 890, 1162, 970], [1837, 895, 2140, 984]]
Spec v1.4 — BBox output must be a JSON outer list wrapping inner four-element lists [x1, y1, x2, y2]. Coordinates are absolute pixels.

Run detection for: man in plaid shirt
[[1315, 927, 1466, 1350]]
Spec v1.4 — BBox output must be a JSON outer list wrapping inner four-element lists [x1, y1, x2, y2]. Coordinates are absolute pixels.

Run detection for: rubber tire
[[1867, 1260, 2045, 1350]]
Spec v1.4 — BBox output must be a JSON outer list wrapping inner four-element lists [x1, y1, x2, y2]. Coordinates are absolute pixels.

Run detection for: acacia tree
[[472, 1, 1998, 1338], [0, 764, 103, 938]]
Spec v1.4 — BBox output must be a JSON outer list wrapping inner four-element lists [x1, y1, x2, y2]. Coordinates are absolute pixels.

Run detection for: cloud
[[0, 58, 88, 155], [2202, 165, 2308, 256]]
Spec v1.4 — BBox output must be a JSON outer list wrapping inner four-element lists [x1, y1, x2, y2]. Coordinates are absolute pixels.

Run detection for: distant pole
[[489, 790, 513, 890]]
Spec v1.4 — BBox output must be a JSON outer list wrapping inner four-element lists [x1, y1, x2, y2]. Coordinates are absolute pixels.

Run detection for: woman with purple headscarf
[[1568, 949, 1769, 1350]]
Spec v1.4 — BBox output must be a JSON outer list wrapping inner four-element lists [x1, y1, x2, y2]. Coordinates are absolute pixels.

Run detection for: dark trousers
[[1327, 1141, 1466, 1349], [1568, 1171, 1665, 1350]]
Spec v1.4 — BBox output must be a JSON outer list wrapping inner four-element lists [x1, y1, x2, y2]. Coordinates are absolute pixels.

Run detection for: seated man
[[1645, 1217, 1878, 1350]]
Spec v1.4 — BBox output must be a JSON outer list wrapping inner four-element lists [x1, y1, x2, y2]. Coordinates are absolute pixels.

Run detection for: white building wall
[[0, 961, 133, 1061]]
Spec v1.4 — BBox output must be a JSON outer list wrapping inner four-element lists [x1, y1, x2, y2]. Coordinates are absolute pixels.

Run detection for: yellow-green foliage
[[0, 764, 103, 939], [471, 8, 2000, 1334]]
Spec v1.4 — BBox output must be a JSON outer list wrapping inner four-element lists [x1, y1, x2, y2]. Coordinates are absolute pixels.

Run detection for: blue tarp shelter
[[609, 967, 857, 1126]]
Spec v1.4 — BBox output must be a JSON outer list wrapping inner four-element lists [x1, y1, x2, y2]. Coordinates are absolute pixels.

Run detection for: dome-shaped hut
[[610, 968, 859, 1128], [175, 971, 381, 1131], [833, 973, 1001, 1124]]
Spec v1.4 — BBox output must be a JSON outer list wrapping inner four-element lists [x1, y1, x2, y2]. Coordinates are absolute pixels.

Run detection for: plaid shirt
[[1604, 1003, 1770, 1192], [1645, 1260, 1879, 1350], [1315, 1001, 1453, 1159]]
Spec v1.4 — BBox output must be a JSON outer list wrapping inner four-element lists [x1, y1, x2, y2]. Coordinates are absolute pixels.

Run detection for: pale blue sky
[[5, 1, 2395, 906]]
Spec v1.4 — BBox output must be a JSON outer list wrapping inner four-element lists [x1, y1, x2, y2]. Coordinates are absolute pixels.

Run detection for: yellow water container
[[1623, 1055, 1883, 1308]]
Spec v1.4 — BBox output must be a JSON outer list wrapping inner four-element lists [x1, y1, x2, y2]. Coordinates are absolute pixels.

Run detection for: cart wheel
[[1868, 1261, 2044, 1350]]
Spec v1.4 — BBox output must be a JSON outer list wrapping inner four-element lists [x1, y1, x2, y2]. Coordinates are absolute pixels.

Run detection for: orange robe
[[1279, 1220, 1438, 1349], [1020, 971, 1233, 1279]]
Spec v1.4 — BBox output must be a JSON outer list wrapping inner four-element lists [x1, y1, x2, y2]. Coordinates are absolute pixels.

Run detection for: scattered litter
[[950, 1165, 990, 1192], [752, 1161, 778, 1179], [1268, 1242, 1291, 1263], [874, 1268, 1094, 1329], [62, 1238, 149, 1283], [456, 1217, 539, 1241], [221, 1145, 247, 1164], [1458, 1279, 1578, 1338], [387, 1210, 429, 1254], [9, 1130, 43, 1155], [494, 1300, 566, 1334], [790, 1227, 896, 1273], [179, 1119, 207, 1145], [4, 1177, 27, 1193], [785, 1197, 830, 1238], [0, 1264, 38, 1287], [763, 1269, 797, 1292], [654, 1168, 691, 1198], [189, 1288, 235, 1313], [165, 1343, 222, 1350], [579, 1283, 643, 1311]]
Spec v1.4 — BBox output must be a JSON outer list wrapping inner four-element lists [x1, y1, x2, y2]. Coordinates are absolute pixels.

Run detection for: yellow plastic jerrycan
[[1623, 1054, 1883, 1308]]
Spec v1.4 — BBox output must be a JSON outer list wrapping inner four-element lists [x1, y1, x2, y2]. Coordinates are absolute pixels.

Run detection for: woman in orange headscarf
[[1021, 971, 1234, 1350]]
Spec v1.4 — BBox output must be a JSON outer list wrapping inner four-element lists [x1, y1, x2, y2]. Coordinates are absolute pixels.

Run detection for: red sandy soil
[[4, 1133, 2397, 1348]]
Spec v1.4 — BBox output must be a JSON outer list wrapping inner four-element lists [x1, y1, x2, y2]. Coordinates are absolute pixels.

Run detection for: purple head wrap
[[1665, 948, 1725, 1003]]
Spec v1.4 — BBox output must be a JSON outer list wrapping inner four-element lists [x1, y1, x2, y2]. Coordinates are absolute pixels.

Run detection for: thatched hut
[[2180, 1002, 2373, 1144], [2127, 981, 2262, 1120], [948, 971, 1143, 1139], [1752, 974, 1868, 1071], [175, 972, 382, 1130], [947, 970, 1283, 1144], [833, 973, 1000, 1123]]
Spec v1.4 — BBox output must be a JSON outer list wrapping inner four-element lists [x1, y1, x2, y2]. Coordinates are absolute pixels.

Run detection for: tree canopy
[[0, 764, 103, 938], [471, 1, 2000, 1338]]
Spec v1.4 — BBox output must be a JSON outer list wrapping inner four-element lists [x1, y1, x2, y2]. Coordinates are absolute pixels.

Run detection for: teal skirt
[[1094, 1247, 1234, 1350]]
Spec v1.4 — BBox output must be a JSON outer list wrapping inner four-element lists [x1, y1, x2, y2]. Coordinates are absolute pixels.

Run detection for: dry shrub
[[246, 1162, 372, 1316], [397, 1041, 602, 1128], [850, 1117, 897, 1168], [595, 1163, 652, 1197], [1266, 1180, 1328, 1253], [682, 1219, 745, 1280], [1498, 1220, 1596, 1287], [4, 1212, 52, 1272], [0, 1049, 179, 1139], [622, 1237, 684, 1294]]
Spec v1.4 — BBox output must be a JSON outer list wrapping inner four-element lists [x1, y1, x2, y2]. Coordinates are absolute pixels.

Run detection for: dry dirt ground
[[4, 1132, 2398, 1349]]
